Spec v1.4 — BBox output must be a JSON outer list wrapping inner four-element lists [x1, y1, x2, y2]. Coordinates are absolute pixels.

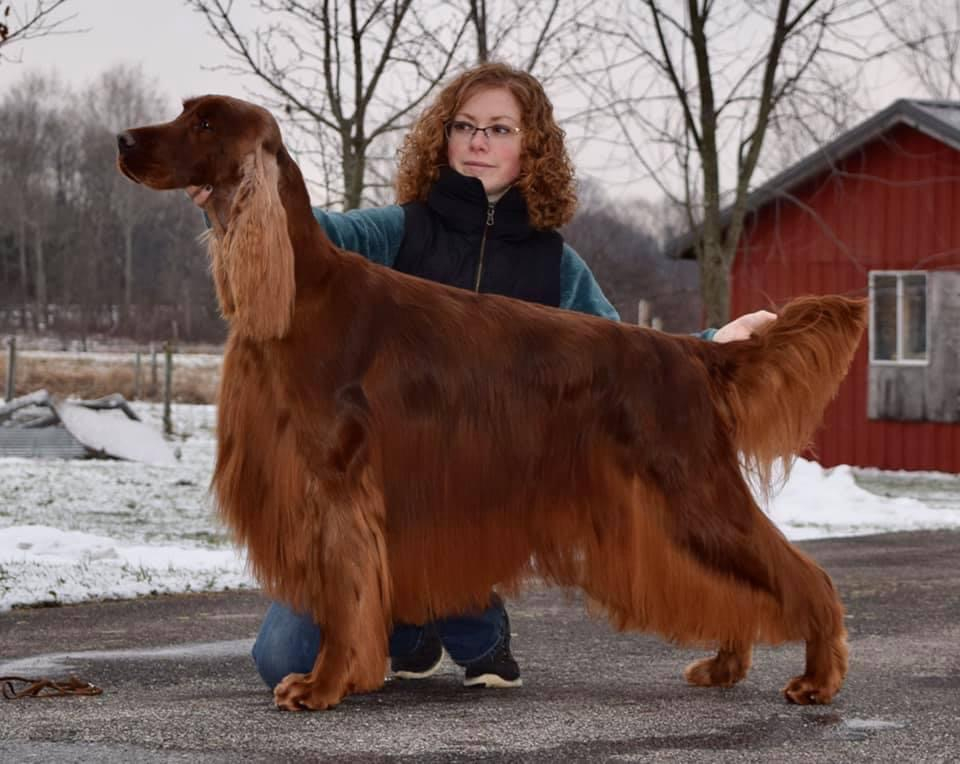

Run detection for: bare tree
[[563, 179, 700, 331], [0, 72, 66, 329], [0, 67, 226, 343], [185, 0, 473, 209], [0, 3, 80, 331], [79, 65, 167, 330], [872, 0, 960, 99], [590, 0, 891, 326], [0, 1, 75, 64], [184, 1, 604, 209], [467, 0, 595, 83]]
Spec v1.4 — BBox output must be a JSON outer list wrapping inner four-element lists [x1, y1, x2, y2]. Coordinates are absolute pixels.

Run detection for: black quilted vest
[[394, 167, 563, 307]]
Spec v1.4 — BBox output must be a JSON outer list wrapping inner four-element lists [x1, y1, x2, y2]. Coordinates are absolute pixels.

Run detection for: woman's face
[[446, 86, 523, 199]]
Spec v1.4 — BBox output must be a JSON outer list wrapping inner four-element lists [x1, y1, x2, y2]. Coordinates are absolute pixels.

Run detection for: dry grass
[[0, 354, 221, 404]]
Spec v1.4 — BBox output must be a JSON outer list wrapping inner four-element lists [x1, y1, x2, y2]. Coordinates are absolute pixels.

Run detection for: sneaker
[[390, 630, 444, 679], [462, 618, 523, 689]]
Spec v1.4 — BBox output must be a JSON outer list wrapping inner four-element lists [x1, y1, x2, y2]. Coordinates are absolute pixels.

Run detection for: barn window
[[869, 271, 927, 364]]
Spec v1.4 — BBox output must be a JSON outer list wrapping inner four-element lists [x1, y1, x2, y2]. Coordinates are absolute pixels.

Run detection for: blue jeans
[[252, 595, 509, 689]]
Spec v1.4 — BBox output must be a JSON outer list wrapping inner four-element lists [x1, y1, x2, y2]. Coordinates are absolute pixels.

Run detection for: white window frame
[[868, 270, 929, 366]]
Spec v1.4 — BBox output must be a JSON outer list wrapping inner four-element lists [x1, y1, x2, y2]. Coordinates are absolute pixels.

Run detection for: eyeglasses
[[444, 120, 522, 143]]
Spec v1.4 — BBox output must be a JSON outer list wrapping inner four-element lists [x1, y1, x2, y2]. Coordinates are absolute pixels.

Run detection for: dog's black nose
[[117, 131, 136, 152]]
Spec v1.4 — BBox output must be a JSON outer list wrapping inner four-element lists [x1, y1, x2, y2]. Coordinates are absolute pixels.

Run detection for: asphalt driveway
[[1, 530, 958, 762]]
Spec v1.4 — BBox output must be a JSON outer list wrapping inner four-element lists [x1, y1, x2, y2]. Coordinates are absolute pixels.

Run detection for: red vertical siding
[[732, 124, 960, 472]]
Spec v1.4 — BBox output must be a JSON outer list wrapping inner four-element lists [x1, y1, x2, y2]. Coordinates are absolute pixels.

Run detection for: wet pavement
[[854, 467, 960, 511], [1, 530, 958, 762]]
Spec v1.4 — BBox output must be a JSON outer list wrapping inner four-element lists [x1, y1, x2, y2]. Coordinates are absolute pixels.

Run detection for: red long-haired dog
[[118, 95, 866, 712]]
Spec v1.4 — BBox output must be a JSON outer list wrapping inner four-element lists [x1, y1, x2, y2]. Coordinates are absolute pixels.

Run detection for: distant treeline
[[0, 67, 699, 345]]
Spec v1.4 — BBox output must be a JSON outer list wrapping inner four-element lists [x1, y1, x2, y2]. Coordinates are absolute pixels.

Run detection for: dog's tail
[[706, 295, 867, 493]]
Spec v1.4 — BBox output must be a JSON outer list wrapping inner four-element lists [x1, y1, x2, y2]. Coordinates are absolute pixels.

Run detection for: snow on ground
[[1, 403, 959, 611], [759, 458, 960, 540], [0, 403, 254, 611]]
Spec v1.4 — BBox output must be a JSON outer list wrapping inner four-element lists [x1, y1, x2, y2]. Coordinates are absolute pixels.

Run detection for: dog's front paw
[[782, 674, 839, 705], [273, 672, 342, 712]]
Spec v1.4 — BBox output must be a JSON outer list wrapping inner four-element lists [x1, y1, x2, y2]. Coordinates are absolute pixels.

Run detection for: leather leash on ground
[[1, 675, 103, 700]]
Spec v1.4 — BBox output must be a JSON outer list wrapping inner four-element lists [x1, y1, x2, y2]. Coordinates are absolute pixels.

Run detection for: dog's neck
[[275, 149, 343, 294], [276, 149, 324, 255]]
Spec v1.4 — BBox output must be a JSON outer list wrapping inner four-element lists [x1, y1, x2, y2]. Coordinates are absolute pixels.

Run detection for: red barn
[[672, 99, 960, 472]]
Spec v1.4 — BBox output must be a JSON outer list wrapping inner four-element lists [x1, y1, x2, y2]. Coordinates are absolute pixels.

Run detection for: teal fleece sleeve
[[310, 205, 405, 267], [559, 244, 620, 321]]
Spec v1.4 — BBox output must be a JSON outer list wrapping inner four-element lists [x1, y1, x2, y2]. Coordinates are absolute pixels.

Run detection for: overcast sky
[[0, 1, 250, 108], [0, 1, 927, 205]]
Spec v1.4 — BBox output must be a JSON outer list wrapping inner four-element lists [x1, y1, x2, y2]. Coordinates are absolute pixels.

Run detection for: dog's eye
[[198, 118, 212, 131]]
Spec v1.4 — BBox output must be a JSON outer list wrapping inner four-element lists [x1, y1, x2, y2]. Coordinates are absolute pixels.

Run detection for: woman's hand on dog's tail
[[714, 310, 778, 343]]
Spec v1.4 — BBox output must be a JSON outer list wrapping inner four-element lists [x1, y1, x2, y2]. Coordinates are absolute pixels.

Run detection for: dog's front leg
[[274, 415, 392, 711]]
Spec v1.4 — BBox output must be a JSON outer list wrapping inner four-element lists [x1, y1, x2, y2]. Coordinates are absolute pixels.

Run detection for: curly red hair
[[395, 62, 577, 230]]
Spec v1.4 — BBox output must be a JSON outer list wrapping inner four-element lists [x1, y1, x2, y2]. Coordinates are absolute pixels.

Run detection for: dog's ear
[[203, 230, 235, 320], [217, 146, 296, 340]]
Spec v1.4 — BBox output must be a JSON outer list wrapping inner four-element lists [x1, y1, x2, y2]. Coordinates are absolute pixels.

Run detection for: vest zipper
[[473, 202, 496, 292]]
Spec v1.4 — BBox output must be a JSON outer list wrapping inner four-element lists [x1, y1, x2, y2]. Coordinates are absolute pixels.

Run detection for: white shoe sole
[[462, 673, 523, 689], [391, 652, 445, 680]]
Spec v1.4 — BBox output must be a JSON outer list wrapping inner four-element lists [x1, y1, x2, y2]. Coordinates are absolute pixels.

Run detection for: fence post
[[134, 351, 142, 400], [151, 342, 158, 395], [163, 341, 174, 436], [4, 337, 15, 402], [637, 299, 651, 327]]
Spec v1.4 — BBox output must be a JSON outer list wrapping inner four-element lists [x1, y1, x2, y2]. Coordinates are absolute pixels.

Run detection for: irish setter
[[117, 95, 866, 712]]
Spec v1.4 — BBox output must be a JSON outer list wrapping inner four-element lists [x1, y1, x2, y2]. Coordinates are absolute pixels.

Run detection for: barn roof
[[667, 98, 960, 260]]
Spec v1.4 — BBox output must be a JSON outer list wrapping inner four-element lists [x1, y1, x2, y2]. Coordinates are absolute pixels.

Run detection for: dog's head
[[117, 95, 295, 342], [117, 94, 281, 196]]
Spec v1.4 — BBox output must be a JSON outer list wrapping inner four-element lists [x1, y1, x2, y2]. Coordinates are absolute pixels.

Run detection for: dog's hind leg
[[274, 397, 392, 711], [580, 463, 846, 704], [573, 476, 769, 692], [710, 482, 848, 705], [703, 526, 849, 705], [776, 544, 848, 705], [667, 465, 848, 705]]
